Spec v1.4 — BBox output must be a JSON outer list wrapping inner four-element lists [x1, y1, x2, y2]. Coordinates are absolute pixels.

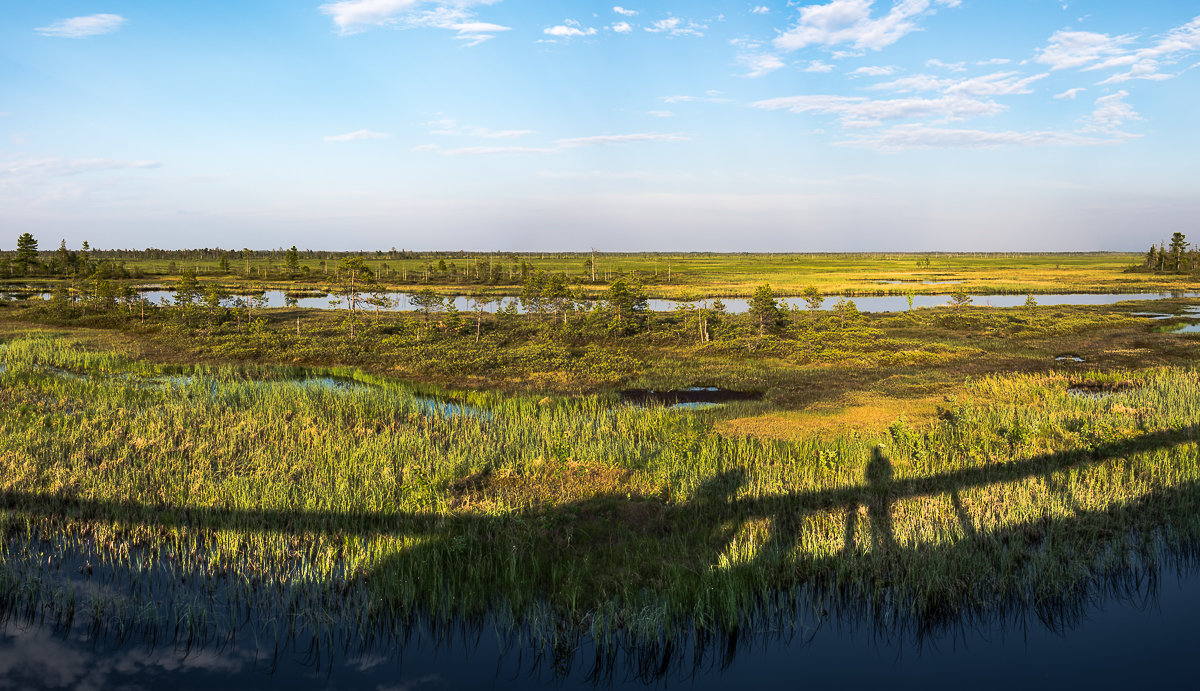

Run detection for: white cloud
[[977, 58, 1011, 66], [611, 22, 633, 33], [925, 58, 966, 71], [805, 60, 836, 72], [443, 145, 557, 156], [645, 17, 706, 37], [538, 170, 658, 181], [323, 129, 392, 142], [427, 119, 533, 138], [1035, 30, 1134, 70], [557, 133, 689, 147], [1054, 87, 1085, 99], [319, 0, 508, 44], [751, 5, 770, 14], [440, 132, 688, 155], [648, 110, 674, 117], [1036, 17, 1200, 83], [774, 0, 961, 53], [613, 6, 638, 16], [738, 53, 786, 77], [840, 123, 1117, 151], [851, 65, 897, 76], [1086, 90, 1140, 132], [544, 20, 598, 38], [662, 92, 732, 104], [870, 70, 1048, 96], [36, 14, 126, 38], [751, 93, 1003, 128]]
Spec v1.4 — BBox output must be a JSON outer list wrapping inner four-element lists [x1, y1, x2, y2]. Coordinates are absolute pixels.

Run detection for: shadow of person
[[864, 445, 897, 554]]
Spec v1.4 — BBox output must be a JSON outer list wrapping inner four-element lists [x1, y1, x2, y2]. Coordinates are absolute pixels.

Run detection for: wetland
[[1, 251, 1200, 687]]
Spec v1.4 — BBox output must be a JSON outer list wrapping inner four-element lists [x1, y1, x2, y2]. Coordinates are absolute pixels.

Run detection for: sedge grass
[[0, 333, 1199, 652]]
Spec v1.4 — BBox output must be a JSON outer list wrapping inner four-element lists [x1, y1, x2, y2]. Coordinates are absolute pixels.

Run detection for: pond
[[621, 387, 763, 408], [1, 554, 1196, 689], [122, 289, 1199, 314]]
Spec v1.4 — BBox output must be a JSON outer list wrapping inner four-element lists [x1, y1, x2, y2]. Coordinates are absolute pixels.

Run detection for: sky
[[1, 1, 1198, 252]]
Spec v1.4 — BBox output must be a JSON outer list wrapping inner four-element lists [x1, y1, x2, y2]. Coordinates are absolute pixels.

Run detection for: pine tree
[[15, 233, 38, 273], [749, 283, 782, 338]]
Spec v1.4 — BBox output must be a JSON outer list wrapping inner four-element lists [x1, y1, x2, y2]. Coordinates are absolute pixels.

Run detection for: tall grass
[[1, 333, 1199, 652]]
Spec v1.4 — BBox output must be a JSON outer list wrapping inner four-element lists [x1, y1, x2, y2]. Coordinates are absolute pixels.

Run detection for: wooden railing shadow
[[1, 424, 1197, 609]]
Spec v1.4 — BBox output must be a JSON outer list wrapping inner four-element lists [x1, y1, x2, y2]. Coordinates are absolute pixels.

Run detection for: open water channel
[[1, 557, 1196, 689], [92, 288, 1200, 314]]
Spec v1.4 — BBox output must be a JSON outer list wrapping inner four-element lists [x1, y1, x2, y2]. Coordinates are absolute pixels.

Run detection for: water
[[127, 289, 1200, 315], [621, 387, 763, 408], [1160, 322, 1200, 334], [2, 560, 1197, 689]]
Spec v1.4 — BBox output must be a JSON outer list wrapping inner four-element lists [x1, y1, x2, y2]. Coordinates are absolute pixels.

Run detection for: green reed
[[1, 333, 1199, 647]]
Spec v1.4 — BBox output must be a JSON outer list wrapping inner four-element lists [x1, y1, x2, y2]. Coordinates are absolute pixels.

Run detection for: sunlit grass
[[0, 332, 1198, 649]]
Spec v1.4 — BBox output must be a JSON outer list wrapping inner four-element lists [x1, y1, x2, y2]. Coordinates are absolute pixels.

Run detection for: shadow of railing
[[2, 424, 1192, 544], [3, 425, 1200, 685]]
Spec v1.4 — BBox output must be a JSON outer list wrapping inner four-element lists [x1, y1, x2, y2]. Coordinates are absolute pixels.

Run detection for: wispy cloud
[[441, 132, 689, 155], [851, 65, 897, 76], [319, 0, 508, 44], [871, 71, 1048, 96], [751, 6, 770, 14], [662, 91, 731, 104], [1035, 16, 1200, 83], [805, 60, 835, 73], [427, 119, 532, 138], [0, 156, 159, 180], [443, 145, 556, 156], [645, 17, 706, 37], [1085, 90, 1140, 133], [839, 123, 1117, 151], [925, 58, 965, 72], [752, 94, 1002, 128], [557, 133, 688, 147], [36, 14, 126, 38], [613, 6, 638, 16], [738, 53, 786, 77], [544, 20, 598, 38], [774, 0, 961, 53], [611, 22, 633, 33], [323, 129, 392, 142], [1054, 87, 1085, 99]]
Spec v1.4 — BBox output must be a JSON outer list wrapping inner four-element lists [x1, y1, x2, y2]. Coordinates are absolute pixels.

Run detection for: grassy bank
[[2, 333, 1199, 649], [6, 251, 1196, 299]]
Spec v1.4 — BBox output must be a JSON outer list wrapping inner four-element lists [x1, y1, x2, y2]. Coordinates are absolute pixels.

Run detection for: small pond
[[621, 387, 763, 408]]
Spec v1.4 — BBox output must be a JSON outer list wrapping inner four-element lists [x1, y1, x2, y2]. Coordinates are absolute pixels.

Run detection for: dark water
[[2, 564, 1197, 690], [621, 387, 763, 409], [122, 290, 1200, 315]]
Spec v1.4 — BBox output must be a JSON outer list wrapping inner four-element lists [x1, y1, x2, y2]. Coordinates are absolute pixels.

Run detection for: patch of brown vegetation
[[716, 391, 954, 440], [447, 460, 641, 511]]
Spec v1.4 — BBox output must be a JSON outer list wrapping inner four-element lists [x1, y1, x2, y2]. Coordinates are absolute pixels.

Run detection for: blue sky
[[1, 1, 1197, 251]]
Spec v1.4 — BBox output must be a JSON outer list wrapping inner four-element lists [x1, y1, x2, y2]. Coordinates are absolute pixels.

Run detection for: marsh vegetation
[[1, 249, 1199, 684]]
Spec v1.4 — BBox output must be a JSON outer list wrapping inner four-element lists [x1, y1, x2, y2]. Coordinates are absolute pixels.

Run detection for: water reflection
[[125, 289, 1200, 314], [3, 552, 1197, 689]]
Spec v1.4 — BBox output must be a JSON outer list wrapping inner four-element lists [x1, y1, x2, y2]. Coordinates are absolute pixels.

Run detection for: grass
[[6, 251, 1198, 298], [2, 329, 1200, 655]]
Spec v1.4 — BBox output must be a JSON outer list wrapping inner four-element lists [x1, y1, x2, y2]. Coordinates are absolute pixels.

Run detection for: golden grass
[[717, 390, 956, 440]]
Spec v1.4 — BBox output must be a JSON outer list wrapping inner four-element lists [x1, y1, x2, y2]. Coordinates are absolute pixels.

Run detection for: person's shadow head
[[694, 468, 748, 505], [866, 445, 893, 487]]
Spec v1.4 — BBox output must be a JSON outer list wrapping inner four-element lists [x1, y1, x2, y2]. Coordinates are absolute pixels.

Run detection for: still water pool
[[2, 561, 1196, 689]]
